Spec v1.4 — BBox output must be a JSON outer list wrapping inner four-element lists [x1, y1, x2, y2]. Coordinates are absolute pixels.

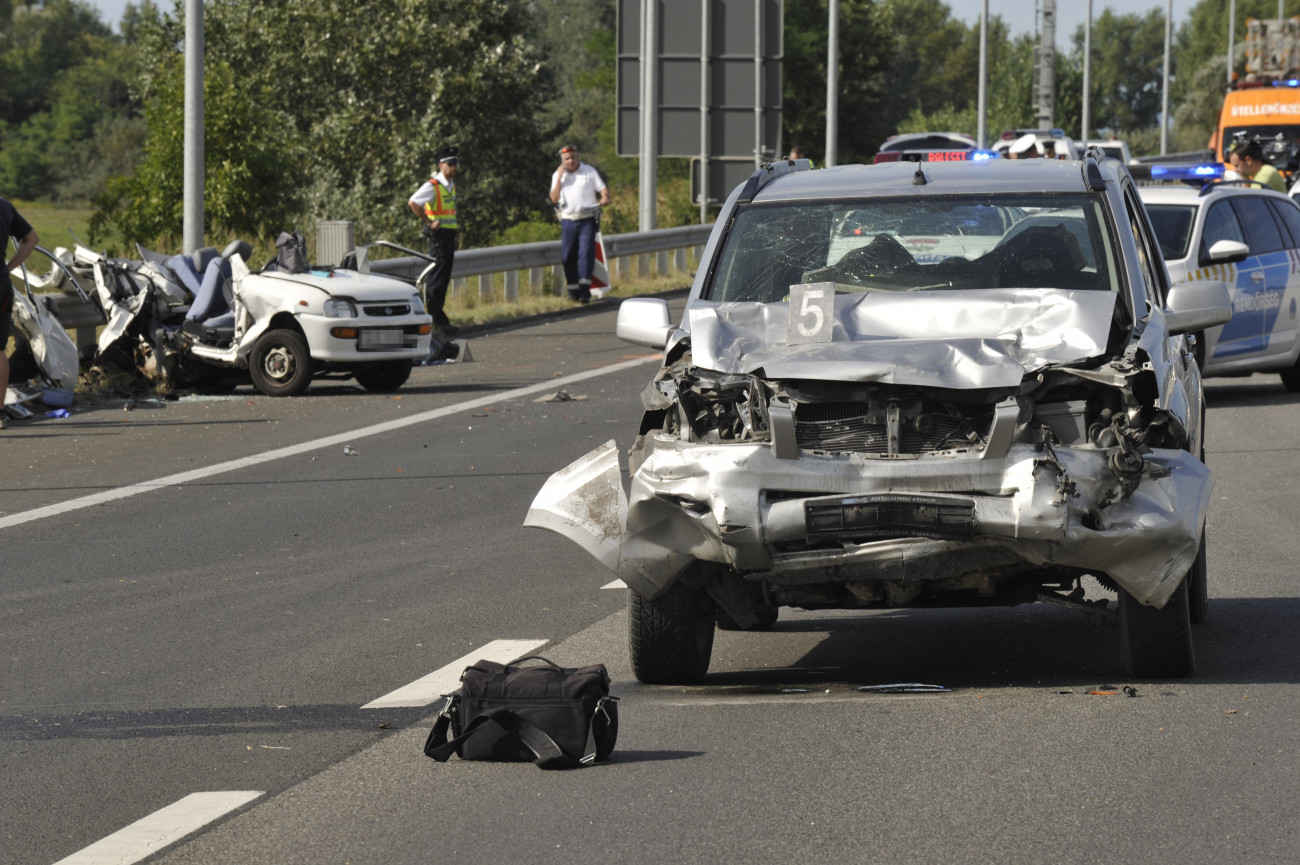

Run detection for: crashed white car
[[528, 154, 1233, 684], [18, 240, 434, 397]]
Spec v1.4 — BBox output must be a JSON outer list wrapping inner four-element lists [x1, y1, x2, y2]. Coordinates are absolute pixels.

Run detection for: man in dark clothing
[[1, 196, 40, 430]]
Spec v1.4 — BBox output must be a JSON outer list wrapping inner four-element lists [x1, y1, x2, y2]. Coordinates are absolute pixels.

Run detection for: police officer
[[408, 147, 460, 333]]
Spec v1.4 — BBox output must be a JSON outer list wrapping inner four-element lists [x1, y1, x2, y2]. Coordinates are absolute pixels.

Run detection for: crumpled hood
[[686, 288, 1119, 389]]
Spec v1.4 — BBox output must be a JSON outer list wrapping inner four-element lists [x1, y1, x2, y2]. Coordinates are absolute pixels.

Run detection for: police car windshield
[[706, 195, 1118, 302], [1143, 204, 1196, 260]]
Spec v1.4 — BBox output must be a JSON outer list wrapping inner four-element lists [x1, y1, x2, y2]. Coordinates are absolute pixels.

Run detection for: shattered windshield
[[705, 195, 1119, 302]]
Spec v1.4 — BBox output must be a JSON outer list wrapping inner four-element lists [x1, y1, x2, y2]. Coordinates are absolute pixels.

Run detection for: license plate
[[359, 329, 404, 349]]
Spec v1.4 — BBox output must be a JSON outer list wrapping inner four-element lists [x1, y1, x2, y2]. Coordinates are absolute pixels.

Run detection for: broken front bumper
[[525, 435, 1213, 609]]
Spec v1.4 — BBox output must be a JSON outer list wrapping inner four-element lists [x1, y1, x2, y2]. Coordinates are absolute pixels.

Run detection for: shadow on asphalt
[[693, 597, 1300, 690], [1203, 379, 1300, 408]]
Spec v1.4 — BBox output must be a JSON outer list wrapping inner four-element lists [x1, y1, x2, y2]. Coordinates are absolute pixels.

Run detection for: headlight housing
[[409, 292, 425, 314], [324, 298, 358, 318]]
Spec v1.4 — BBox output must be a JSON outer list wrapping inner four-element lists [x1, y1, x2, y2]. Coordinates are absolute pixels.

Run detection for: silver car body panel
[[685, 288, 1117, 389]]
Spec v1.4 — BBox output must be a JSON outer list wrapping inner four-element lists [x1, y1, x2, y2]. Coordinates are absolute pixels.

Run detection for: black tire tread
[[1119, 577, 1195, 678], [629, 582, 714, 684], [355, 360, 413, 392]]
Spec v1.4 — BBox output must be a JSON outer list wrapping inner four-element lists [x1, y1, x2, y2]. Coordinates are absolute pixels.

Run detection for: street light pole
[[1161, 0, 1172, 155], [825, 0, 839, 167], [182, 0, 204, 254]]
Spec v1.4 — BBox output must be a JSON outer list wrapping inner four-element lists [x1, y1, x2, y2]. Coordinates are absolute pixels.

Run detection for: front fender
[[524, 440, 698, 599]]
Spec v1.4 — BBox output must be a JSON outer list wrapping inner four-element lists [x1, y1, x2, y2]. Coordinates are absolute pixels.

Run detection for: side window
[[1200, 199, 1246, 261], [1124, 187, 1166, 306], [1230, 196, 1286, 253], [1267, 198, 1300, 248]]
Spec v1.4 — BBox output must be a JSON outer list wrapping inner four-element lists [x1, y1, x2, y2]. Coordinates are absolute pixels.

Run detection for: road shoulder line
[[52, 791, 264, 865], [0, 354, 660, 531]]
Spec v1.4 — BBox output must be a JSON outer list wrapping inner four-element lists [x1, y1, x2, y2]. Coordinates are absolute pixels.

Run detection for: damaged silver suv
[[527, 152, 1233, 684]]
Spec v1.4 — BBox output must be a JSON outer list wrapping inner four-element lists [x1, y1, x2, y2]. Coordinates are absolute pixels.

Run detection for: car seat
[[997, 225, 1089, 290], [181, 240, 253, 343]]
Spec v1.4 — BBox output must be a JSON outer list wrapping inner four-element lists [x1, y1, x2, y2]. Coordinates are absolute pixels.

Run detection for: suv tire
[[629, 579, 714, 684], [1119, 575, 1195, 678]]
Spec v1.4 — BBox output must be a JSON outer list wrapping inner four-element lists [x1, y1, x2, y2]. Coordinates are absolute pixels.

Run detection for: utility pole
[[977, 0, 988, 148], [638, 0, 658, 232], [1035, 0, 1056, 129], [1161, 0, 1172, 154], [825, 0, 839, 167], [182, 0, 203, 254]]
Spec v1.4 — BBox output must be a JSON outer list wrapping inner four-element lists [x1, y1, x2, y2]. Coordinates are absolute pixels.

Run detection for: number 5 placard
[[787, 282, 835, 344]]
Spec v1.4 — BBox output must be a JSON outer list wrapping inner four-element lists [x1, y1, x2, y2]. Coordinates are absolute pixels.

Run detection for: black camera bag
[[423, 656, 617, 769]]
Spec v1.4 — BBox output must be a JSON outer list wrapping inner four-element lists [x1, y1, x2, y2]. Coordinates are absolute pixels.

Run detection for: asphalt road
[[1, 301, 1297, 865]]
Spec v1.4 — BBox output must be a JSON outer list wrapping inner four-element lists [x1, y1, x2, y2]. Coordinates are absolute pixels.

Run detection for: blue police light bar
[[1148, 164, 1225, 181]]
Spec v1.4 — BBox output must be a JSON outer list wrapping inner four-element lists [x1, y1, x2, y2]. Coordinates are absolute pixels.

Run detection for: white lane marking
[[360, 638, 547, 709], [52, 791, 264, 865], [0, 355, 661, 531], [601, 579, 627, 589]]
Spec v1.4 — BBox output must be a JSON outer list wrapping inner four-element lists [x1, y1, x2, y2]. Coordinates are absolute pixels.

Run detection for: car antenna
[[912, 164, 928, 186]]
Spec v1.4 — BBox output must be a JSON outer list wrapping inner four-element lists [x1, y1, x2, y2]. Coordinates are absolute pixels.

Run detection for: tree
[[1067, 8, 1169, 136], [92, 57, 303, 246], [783, 0, 895, 164], [0, 0, 137, 202], [95, 0, 556, 250]]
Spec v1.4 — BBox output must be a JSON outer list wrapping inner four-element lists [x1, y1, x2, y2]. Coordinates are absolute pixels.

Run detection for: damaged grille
[[806, 494, 977, 542], [795, 401, 993, 454]]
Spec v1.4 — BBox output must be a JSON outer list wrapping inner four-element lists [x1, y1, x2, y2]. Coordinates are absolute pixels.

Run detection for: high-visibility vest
[[422, 177, 458, 230]]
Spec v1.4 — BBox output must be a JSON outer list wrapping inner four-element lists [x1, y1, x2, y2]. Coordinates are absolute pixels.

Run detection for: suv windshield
[[706, 195, 1119, 302]]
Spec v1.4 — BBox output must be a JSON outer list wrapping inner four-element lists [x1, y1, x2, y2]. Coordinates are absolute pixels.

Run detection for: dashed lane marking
[[360, 638, 548, 709], [52, 791, 264, 865], [0, 355, 661, 531]]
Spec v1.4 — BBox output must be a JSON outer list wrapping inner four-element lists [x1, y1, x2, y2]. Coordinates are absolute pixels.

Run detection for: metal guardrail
[[360, 224, 714, 287]]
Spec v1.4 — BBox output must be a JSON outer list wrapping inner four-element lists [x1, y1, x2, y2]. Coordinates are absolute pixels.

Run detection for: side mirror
[[1166, 279, 1232, 335], [615, 297, 674, 348], [1203, 239, 1249, 265]]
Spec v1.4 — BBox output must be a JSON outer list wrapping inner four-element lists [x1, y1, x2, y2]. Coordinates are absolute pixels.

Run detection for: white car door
[[1200, 198, 1269, 363], [1261, 196, 1300, 362]]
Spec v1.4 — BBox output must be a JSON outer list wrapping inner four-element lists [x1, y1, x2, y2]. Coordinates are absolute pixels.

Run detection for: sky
[[948, 0, 1199, 48], [82, 0, 1202, 49]]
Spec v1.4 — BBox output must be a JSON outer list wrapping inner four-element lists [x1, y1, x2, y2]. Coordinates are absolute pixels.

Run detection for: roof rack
[[737, 158, 815, 203]]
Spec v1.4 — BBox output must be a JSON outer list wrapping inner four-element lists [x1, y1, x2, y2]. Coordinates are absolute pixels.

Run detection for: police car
[[1138, 169, 1300, 388]]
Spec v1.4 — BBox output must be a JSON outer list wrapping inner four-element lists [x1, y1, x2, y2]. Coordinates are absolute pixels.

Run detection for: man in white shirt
[[549, 145, 610, 303]]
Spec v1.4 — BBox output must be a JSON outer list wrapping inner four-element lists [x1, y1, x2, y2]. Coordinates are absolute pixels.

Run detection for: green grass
[[8, 199, 96, 251]]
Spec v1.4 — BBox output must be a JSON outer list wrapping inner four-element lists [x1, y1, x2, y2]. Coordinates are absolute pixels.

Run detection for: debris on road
[[855, 683, 951, 694], [534, 388, 587, 403]]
